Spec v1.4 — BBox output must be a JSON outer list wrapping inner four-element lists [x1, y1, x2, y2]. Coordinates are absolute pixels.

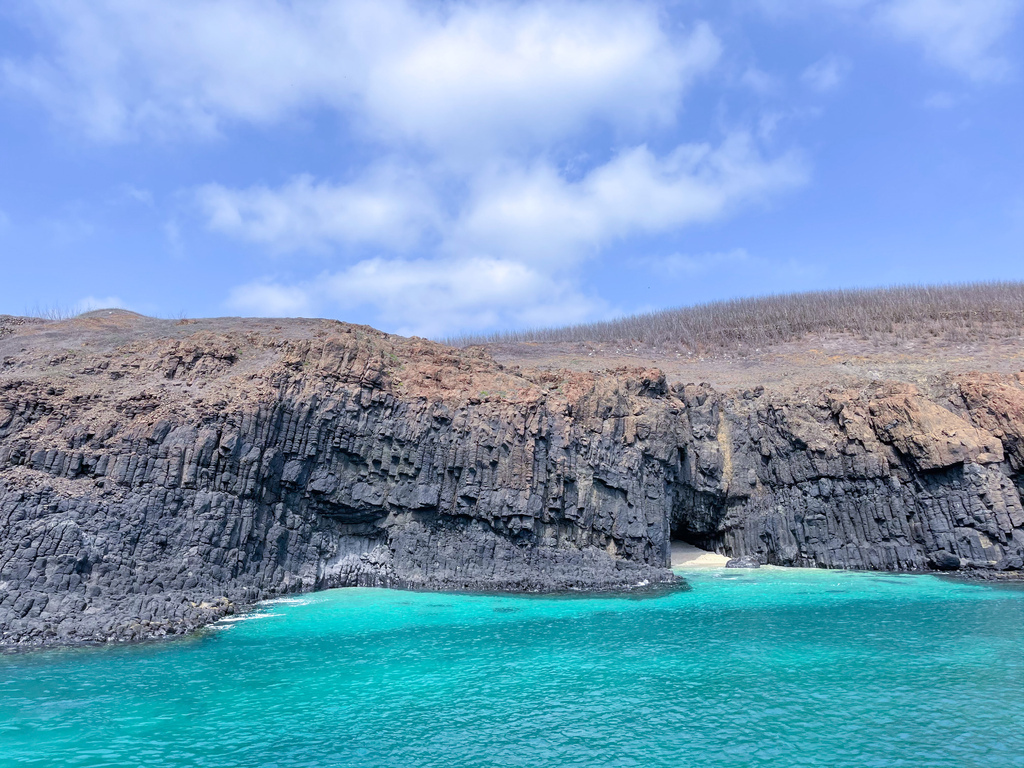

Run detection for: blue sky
[[1, 0, 1022, 337]]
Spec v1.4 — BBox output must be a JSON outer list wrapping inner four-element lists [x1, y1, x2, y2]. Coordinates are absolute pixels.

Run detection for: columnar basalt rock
[[674, 383, 1024, 573], [1, 313, 1022, 646]]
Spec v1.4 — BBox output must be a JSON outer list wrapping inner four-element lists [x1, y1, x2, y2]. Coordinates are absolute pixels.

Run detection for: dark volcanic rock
[[2, 314, 1023, 646], [928, 550, 961, 571], [725, 555, 762, 569]]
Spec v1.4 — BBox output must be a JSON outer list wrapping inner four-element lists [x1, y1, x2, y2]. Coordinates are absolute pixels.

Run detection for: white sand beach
[[671, 542, 730, 568]]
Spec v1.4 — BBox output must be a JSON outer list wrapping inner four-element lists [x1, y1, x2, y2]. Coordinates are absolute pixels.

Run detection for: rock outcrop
[[2, 313, 1022, 646]]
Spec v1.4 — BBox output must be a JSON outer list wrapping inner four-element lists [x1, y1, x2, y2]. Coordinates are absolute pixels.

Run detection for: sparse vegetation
[[25, 303, 80, 322], [447, 282, 1024, 353]]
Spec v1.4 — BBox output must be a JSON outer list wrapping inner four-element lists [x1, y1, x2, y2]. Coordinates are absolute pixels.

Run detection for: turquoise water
[[2, 569, 1023, 768]]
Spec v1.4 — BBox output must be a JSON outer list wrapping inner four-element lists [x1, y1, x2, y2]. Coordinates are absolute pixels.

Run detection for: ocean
[[2, 567, 1023, 767]]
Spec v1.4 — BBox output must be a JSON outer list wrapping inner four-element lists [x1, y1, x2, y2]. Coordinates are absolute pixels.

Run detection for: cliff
[[2, 311, 1022, 646]]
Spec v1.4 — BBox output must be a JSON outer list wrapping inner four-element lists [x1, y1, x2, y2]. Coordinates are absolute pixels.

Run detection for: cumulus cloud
[[228, 257, 602, 337], [212, 132, 805, 333], [4, 1, 816, 336], [3, 0, 355, 140], [362, 6, 720, 156], [3, 0, 720, 151], [453, 134, 806, 264], [874, 0, 1021, 80], [198, 166, 440, 253], [203, 134, 805, 264], [226, 283, 313, 317]]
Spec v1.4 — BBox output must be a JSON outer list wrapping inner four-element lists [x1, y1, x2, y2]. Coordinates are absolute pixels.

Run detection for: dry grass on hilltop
[[447, 282, 1024, 354]]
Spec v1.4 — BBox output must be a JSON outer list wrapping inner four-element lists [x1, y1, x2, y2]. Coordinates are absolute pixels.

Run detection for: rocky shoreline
[[2, 312, 1022, 646]]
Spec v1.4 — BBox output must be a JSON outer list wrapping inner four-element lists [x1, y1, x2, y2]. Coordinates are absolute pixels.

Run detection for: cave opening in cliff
[[670, 518, 708, 550], [668, 516, 727, 568], [668, 491, 726, 555]]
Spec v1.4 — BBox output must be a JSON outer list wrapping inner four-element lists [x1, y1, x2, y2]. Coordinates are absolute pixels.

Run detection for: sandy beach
[[670, 542, 730, 568]]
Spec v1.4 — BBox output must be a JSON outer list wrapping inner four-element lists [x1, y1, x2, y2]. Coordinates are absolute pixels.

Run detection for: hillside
[[469, 282, 1024, 393], [452, 282, 1024, 351]]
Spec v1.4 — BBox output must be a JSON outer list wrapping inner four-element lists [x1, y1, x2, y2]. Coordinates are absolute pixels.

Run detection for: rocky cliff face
[[2, 313, 1022, 646], [673, 379, 1024, 573]]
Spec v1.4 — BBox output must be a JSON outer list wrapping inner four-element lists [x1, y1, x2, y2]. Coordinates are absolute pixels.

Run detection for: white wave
[[214, 612, 283, 624], [260, 597, 314, 606]]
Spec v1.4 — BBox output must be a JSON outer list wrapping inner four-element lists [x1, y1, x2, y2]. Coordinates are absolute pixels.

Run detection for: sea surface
[[2, 568, 1023, 768]]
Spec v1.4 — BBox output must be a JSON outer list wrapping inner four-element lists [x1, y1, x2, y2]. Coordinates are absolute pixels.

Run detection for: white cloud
[[363, 6, 720, 157], [226, 283, 313, 317], [198, 167, 439, 252], [206, 131, 805, 333], [323, 257, 600, 336], [214, 134, 805, 334], [875, 0, 1021, 80], [228, 257, 602, 337], [201, 133, 805, 264], [3, 0, 354, 140], [4, 1, 822, 338], [451, 134, 806, 264], [3, 0, 720, 152], [801, 55, 852, 92]]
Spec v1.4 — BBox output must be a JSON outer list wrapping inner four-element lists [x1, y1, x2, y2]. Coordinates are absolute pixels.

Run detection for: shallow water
[[2, 568, 1023, 767]]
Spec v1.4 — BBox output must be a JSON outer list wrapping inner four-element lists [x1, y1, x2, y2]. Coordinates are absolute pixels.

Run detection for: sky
[[0, 0, 1022, 338]]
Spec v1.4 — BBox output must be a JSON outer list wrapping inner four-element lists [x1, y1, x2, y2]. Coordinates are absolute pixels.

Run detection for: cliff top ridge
[[4, 281, 1023, 398]]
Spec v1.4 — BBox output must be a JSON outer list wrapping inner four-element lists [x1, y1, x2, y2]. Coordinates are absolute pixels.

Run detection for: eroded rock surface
[[2, 313, 1022, 646]]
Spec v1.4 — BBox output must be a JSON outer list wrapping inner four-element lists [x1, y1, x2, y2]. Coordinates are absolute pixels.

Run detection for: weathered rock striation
[[2, 312, 1023, 646]]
